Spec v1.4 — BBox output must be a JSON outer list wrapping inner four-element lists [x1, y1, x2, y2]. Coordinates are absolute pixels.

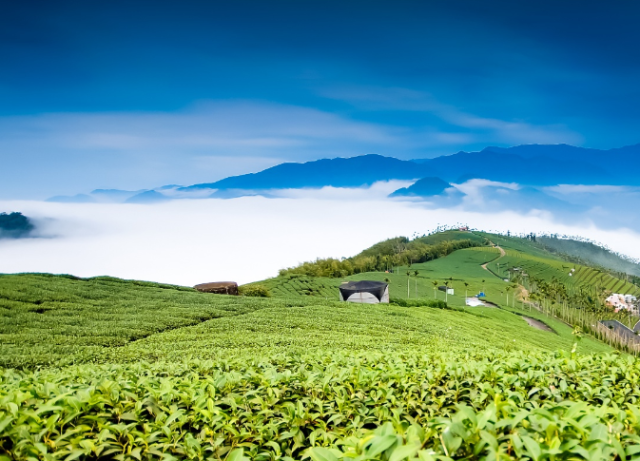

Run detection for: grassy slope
[[251, 275, 341, 299], [538, 235, 640, 277], [1, 242, 632, 461], [246, 230, 640, 352], [0, 269, 610, 369], [479, 233, 640, 296], [0, 274, 270, 368], [411, 229, 487, 245]]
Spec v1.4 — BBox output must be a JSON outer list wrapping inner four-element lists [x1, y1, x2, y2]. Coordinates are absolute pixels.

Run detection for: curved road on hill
[[481, 244, 506, 272], [479, 243, 554, 332]]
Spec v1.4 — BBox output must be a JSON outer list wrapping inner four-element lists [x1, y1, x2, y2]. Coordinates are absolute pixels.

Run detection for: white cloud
[[267, 180, 414, 200], [449, 179, 520, 208], [545, 185, 634, 194], [2, 196, 640, 287]]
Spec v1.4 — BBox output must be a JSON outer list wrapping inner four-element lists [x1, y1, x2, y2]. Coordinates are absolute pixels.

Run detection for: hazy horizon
[[3, 187, 640, 286]]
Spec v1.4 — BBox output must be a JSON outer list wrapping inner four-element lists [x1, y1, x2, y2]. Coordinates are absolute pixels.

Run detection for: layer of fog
[[2, 190, 640, 287]]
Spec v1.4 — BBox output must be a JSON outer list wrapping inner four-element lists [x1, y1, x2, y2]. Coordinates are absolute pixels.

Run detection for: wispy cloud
[[320, 86, 583, 147], [0, 101, 408, 198]]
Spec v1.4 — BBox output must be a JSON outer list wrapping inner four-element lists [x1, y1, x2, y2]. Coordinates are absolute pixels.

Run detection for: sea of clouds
[[2, 183, 640, 286]]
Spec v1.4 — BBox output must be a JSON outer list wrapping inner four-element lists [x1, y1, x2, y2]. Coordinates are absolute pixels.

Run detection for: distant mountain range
[[48, 143, 640, 205]]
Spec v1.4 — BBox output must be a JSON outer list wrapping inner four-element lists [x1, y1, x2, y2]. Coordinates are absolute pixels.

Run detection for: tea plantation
[[3, 232, 640, 460]]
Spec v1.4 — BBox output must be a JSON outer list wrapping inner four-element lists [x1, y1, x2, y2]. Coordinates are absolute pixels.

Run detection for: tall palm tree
[[406, 271, 411, 298], [444, 281, 450, 302], [464, 282, 469, 300], [511, 284, 519, 308], [414, 270, 419, 298], [432, 280, 438, 299]]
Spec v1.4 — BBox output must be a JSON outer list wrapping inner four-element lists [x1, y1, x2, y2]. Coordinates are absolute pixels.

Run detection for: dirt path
[[522, 316, 554, 332], [481, 244, 506, 271], [480, 244, 531, 306]]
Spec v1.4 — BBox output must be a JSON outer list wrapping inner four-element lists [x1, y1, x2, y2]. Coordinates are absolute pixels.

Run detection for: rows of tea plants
[[0, 274, 281, 368], [1, 272, 612, 368], [248, 276, 341, 299], [486, 250, 639, 296], [1, 264, 632, 460], [101, 291, 611, 366], [2, 350, 640, 460]]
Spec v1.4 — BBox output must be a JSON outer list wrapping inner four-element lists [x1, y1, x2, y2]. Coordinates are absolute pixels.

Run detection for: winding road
[[481, 244, 506, 272]]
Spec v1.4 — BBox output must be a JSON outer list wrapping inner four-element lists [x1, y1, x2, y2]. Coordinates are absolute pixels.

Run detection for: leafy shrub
[[239, 284, 271, 297], [390, 297, 448, 309]]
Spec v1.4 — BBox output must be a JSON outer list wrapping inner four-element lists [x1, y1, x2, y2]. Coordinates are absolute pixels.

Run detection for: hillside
[[536, 235, 640, 277], [4, 232, 640, 460], [255, 230, 640, 334]]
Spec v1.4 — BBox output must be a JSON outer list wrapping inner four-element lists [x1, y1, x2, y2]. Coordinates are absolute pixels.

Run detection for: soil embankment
[[522, 316, 554, 332]]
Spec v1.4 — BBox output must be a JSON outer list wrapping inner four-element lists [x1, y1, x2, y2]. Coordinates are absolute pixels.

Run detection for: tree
[[505, 286, 511, 306], [406, 271, 411, 298], [464, 282, 469, 300], [0, 212, 34, 239], [511, 284, 518, 307], [482, 279, 486, 294], [414, 270, 419, 297], [444, 280, 450, 302], [432, 280, 438, 299]]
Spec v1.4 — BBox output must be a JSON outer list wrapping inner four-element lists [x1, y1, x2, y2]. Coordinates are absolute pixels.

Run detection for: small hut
[[339, 280, 389, 304], [194, 282, 238, 295]]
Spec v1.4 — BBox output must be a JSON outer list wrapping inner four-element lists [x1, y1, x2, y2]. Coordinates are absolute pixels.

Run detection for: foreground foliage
[[1, 237, 637, 460], [2, 351, 640, 460]]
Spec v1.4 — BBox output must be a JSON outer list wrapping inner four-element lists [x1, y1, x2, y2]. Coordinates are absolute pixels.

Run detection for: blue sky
[[2, 0, 640, 198]]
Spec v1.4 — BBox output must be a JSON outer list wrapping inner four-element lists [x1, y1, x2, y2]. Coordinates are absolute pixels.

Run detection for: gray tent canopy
[[339, 280, 389, 304]]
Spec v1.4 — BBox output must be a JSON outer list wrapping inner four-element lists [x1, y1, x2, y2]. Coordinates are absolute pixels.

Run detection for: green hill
[[252, 230, 640, 332], [3, 231, 640, 460], [537, 234, 640, 277]]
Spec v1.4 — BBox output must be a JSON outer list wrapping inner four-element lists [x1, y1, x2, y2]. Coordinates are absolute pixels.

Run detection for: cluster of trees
[[0, 212, 34, 239], [519, 274, 640, 353], [279, 237, 484, 278]]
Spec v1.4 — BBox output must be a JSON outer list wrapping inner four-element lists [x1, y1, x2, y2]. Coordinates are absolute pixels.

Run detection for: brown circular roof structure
[[194, 282, 238, 295]]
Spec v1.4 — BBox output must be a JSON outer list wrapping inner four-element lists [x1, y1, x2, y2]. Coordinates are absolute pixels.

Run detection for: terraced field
[[485, 248, 639, 296], [246, 275, 340, 299]]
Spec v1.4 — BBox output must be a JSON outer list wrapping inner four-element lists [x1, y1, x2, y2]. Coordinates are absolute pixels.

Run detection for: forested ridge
[[279, 232, 487, 278]]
